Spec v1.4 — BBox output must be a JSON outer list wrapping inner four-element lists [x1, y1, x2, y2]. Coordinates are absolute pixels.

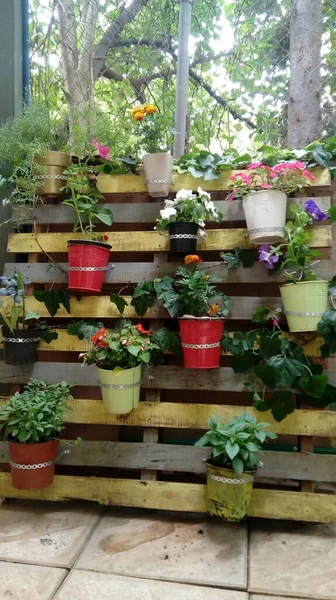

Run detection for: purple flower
[[304, 199, 328, 221], [258, 245, 279, 270]]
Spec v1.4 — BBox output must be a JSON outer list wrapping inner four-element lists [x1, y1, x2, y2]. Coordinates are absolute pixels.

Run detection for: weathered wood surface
[[0, 473, 334, 522], [27, 196, 331, 224], [5, 259, 332, 285], [96, 168, 331, 194], [7, 225, 331, 254], [0, 441, 334, 481]]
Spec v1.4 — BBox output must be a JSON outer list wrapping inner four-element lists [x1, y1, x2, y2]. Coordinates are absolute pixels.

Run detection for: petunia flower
[[92, 139, 112, 160], [304, 199, 328, 221], [258, 245, 279, 270]]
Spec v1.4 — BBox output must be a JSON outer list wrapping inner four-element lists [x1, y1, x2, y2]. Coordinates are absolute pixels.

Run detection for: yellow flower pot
[[206, 462, 255, 522], [97, 365, 142, 414], [280, 280, 329, 333]]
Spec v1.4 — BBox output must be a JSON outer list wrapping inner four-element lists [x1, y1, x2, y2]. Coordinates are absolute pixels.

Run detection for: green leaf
[[254, 364, 278, 389], [67, 320, 103, 341], [329, 206, 336, 223], [24, 310, 40, 321], [232, 457, 244, 477], [299, 374, 328, 398], [94, 209, 113, 225], [110, 293, 128, 315], [225, 441, 240, 460], [131, 281, 156, 316], [127, 345, 142, 356], [34, 290, 71, 317]]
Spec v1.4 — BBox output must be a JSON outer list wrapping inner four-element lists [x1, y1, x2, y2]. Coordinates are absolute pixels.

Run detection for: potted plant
[[0, 270, 57, 365], [130, 255, 231, 369], [131, 104, 173, 198], [62, 156, 113, 293], [195, 412, 277, 521], [79, 320, 165, 414], [0, 379, 72, 490], [155, 188, 223, 254], [226, 161, 316, 245], [257, 200, 330, 332]]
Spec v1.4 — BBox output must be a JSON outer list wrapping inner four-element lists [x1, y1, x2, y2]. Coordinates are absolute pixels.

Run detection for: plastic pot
[[35, 151, 70, 198], [243, 189, 287, 245], [8, 439, 59, 490], [67, 239, 112, 293], [280, 280, 329, 333], [178, 318, 224, 369], [168, 222, 199, 255], [206, 461, 255, 522], [97, 365, 142, 414], [143, 153, 173, 198], [2, 327, 42, 365]]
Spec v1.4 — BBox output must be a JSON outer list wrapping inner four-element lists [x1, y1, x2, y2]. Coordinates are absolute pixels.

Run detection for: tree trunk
[[288, 0, 323, 149]]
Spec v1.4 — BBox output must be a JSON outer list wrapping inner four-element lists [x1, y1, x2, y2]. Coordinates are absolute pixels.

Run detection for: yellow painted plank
[[0, 473, 334, 522], [97, 167, 331, 194], [7, 225, 331, 254], [0, 398, 332, 436]]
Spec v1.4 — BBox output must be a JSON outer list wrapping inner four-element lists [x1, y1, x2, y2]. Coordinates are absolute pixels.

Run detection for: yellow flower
[[203, 274, 209, 280], [184, 255, 202, 264], [207, 303, 220, 316], [131, 106, 143, 116], [133, 110, 145, 122], [144, 104, 159, 114]]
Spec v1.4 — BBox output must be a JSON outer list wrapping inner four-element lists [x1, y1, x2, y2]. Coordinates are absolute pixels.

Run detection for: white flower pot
[[143, 153, 173, 198], [243, 190, 287, 245]]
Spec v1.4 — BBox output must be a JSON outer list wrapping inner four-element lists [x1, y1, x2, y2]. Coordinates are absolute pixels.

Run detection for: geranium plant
[[156, 188, 223, 235]]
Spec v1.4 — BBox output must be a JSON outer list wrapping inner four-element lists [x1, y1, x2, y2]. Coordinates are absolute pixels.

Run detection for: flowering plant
[[91, 140, 139, 175], [131, 104, 170, 154], [79, 320, 164, 371], [227, 161, 315, 201], [130, 255, 231, 318], [156, 188, 223, 235]]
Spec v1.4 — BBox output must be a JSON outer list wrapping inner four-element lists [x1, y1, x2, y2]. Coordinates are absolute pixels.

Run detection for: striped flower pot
[[97, 365, 142, 414], [280, 280, 328, 332]]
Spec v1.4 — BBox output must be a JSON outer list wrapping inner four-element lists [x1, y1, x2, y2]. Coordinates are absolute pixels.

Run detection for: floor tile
[[0, 499, 102, 568], [55, 570, 249, 600], [249, 520, 336, 599], [0, 560, 66, 600], [76, 508, 248, 589], [250, 596, 310, 600]]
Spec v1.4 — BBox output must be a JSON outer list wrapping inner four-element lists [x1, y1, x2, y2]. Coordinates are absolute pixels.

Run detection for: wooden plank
[[0, 397, 333, 436], [96, 168, 331, 194], [0, 473, 334, 522], [28, 196, 331, 224], [5, 259, 332, 285], [7, 225, 331, 254], [0, 442, 334, 481]]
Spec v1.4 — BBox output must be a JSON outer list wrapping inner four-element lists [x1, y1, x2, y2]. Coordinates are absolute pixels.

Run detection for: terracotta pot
[[67, 239, 112, 293], [8, 439, 59, 490], [35, 151, 70, 198], [143, 153, 173, 198], [2, 327, 42, 365], [179, 318, 224, 369]]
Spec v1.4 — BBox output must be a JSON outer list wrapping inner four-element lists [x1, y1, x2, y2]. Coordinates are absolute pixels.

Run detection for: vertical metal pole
[[22, 0, 30, 106], [173, 0, 193, 159]]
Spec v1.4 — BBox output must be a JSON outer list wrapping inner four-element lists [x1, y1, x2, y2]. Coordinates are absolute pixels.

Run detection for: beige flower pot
[[35, 151, 70, 198], [243, 189, 287, 245], [143, 152, 173, 198]]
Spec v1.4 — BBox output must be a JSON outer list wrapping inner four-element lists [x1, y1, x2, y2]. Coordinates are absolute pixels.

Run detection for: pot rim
[[143, 152, 173, 157], [1, 326, 42, 335], [243, 189, 287, 199], [167, 221, 199, 228], [8, 438, 60, 447], [179, 315, 225, 321], [97, 364, 142, 373], [281, 279, 329, 288], [67, 239, 112, 250], [205, 459, 256, 475]]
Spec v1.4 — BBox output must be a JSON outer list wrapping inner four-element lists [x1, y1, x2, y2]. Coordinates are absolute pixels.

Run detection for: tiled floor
[[0, 500, 334, 600]]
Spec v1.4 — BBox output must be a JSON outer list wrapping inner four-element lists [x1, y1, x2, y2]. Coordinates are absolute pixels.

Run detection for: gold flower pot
[[35, 151, 70, 198]]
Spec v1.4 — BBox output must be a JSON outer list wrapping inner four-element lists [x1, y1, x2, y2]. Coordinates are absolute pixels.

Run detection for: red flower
[[103, 234, 109, 241], [91, 327, 108, 347], [136, 323, 150, 335]]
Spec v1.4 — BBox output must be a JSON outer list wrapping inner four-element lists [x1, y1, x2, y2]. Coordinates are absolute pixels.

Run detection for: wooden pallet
[[1, 167, 336, 522]]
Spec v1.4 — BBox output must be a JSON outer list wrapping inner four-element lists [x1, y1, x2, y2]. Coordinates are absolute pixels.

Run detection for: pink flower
[[229, 172, 253, 184], [302, 169, 316, 181], [247, 162, 272, 171], [78, 353, 85, 360], [260, 183, 272, 189], [292, 160, 306, 170], [226, 189, 236, 202], [92, 139, 112, 160], [271, 317, 279, 326]]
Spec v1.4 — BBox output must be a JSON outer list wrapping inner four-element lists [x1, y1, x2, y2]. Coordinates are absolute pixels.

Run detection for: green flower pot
[[97, 365, 142, 414], [205, 462, 255, 522], [280, 280, 329, 333]]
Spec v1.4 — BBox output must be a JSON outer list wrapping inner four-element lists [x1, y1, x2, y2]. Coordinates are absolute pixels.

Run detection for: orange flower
[[144, 104, 158, 114], [131, 106, 143, 115], [136, 323, 150, 335], [184, 255, 202, 264], [203, 274, 209, 280], [207, 303, 220, 316], [133, 110, 145, 121]]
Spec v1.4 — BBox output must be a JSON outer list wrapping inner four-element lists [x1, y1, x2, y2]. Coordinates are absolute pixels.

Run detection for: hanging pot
[[178, 318, 224, 369], [67, 239, 112, 293], [243, 189, 287, 245], [143, 153, 173, 198], [97, 364, 142, 414], [8, 439, 59, 490], [2, 327, 41, 365], [168, 222, 199, 255], [280, 280, 329, 333], [206, 461, 255, 522], [35, 151, 70, 198]]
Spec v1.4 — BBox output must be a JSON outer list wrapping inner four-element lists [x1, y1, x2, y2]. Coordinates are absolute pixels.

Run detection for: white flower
[[198, 187, 211, 200], [198, 228, 206, 238], [205, 200, 217, 215], [164, 199, 175, 207], [2, 198, 10, 206], [176, 189, 194, 200], [160, 207, 177, 220]]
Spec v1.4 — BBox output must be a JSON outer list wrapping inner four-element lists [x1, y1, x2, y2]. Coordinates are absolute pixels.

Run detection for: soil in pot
[[280, 280, 329, 332], [168, 222, 199, 255], [97, 364, 142, 414], [9, 439, 59, 490], [179, 318, 224, 369], [36, 151, 70, 198], [206, 461, 255, 521], [143, 153, 173, 198], [2, 327, 41, 365], [243, 189, 287, 245], [67, 239, 112, 293]]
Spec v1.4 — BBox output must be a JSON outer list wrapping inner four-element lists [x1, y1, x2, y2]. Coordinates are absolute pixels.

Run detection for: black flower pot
[[168, 222, 199, 255], [2, 327, 42, 365]]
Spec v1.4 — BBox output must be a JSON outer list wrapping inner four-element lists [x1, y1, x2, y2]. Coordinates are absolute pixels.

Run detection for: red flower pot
[[179, 318, 224, 369], [67, 240, 111, 293], [8, 439, 59, 490]]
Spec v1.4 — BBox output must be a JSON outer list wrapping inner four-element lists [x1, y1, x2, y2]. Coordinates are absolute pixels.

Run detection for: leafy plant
[[221, 247, 258, 269], [195, 412, 277, 476], [0, 379, 73, 444], [174, 151, 251, 180], [156, 188, 223, 234], [67, 319, 104, 341], [34, 289, 71, 318]]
